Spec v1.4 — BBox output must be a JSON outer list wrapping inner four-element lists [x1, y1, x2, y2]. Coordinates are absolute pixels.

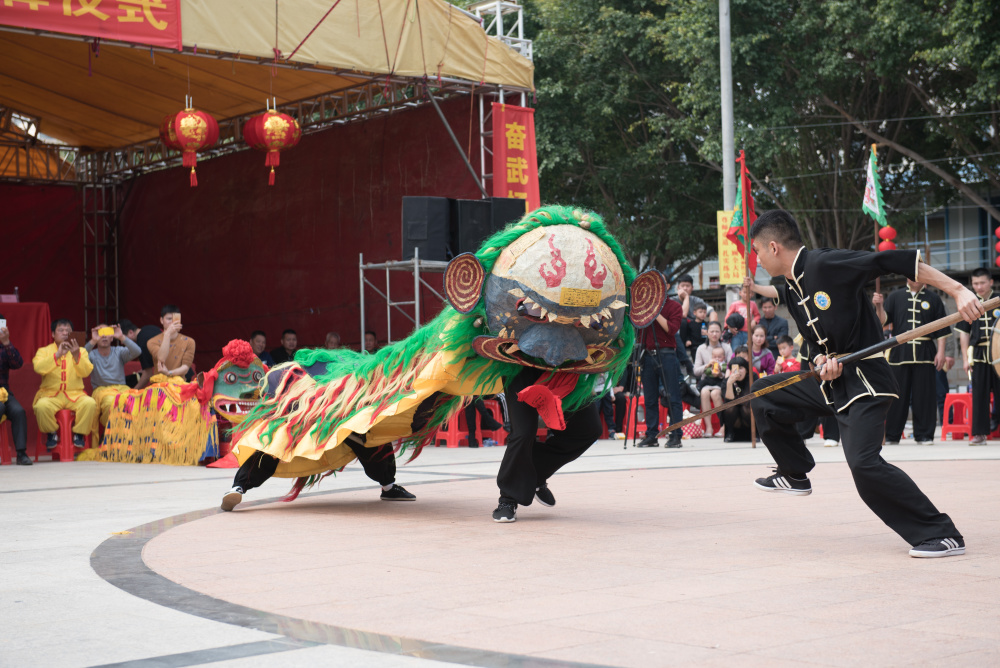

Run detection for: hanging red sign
[[492, 103, 540, 212], [0, 0, 183, 51]]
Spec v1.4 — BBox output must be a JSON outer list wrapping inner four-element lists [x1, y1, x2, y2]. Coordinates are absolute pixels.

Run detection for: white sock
[[382, 483, 395, 491]]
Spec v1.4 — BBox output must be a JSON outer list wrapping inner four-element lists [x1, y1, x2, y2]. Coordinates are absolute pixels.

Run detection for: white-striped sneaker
[[221, 486, 244, 511], [754, 468, 812, 496], [909, 537, 965, 558]]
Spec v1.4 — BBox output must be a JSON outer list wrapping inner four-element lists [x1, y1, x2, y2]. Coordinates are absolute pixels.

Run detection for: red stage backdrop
[[119, 97, 484, 371], [491, 103, 539, 211], [0, 184, 84, 326], [0, 0, 183, 50]]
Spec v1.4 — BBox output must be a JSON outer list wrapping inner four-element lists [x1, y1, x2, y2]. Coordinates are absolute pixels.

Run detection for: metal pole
[[427, 89, 490, 198], [414, 246, 421, 327], [386, 266, 392, 344], [359, 253, 366, 351], [719, 0, 736, 210]]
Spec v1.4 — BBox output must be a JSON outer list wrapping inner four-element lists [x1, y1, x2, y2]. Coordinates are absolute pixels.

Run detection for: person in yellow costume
[[33, 318, 97, 450]]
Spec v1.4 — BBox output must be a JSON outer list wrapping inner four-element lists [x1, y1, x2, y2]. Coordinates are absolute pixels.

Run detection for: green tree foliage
[[529, 0, 1000, 264]]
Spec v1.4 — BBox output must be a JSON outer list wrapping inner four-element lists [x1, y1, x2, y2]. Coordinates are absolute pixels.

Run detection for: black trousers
[[722, 404, 752, 442], [970, 361, 1000, 436], [233, 439, 397, 492], [613, 393, 628, 433], [640, 349, 682, 434], [886, 363, 937, 441], [599, 394, 617, 433], [796, 413, 840, 442], [497, 368, 601, 505], [751, 372, 961, 545], [0, 392, 27, 451]]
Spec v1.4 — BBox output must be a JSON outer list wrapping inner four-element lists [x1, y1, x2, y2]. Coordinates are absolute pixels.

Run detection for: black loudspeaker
[[450, 199, 494, 256], [491, 196, 528, 229], [402, 196, 451, 261]]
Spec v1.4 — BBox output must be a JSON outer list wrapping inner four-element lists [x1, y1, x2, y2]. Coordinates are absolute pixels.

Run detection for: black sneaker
[[45, 433, 58, 450], [492, 500, 517, 522], [15, 451, 32, 466], [754, 468, 812, 496], [665, 432, 682, 448], [221, 486, 244, 511], [482, 417, 504, 431], [909, 537, 965, 558], [534, 483, 555, 507], [72, 433, 86, 447], [381, 484, 416, 501], [635, 435, 660, 448]]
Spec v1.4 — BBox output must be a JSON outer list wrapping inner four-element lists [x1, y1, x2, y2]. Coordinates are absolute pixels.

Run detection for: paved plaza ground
[[3, 434, 999, 667]]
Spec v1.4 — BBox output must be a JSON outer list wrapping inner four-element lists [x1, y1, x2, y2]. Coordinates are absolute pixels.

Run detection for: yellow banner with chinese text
[[717, 210, 745, 285]]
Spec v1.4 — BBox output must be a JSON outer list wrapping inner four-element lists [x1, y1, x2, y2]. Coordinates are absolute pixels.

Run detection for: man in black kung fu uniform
[[743, 210, 982, 558], [873, 279, 948, 444], [954, 268, 1000, 445]]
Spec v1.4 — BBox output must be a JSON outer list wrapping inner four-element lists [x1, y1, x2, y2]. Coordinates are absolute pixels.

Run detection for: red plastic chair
[[0, 418, 12, 465], [941, 393, 973, 442], [435, 400, 508, 447], [35, 409, 91, 462]]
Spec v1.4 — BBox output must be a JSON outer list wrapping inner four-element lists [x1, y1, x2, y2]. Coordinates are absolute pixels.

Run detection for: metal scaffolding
[[81, 182, 121, 331], [358, 248, 449, 345]]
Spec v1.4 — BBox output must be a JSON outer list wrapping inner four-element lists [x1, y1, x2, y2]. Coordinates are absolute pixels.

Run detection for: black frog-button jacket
[[773, 246, 921, 412]]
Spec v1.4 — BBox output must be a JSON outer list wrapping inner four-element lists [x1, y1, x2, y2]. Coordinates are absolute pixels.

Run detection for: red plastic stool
[[0, 418, 12, 465], [941, 393, 972, 442], [621, 396, 646, 439], [35, 409, 91, 462]]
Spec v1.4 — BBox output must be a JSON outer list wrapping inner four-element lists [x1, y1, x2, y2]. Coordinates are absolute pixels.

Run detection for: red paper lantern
[[995, 241, 1000, 254], [878, 226, 897, 240], [243, 109, 302, 185], [878, 240, 897, 251], [995, 256, 1000, 268], [995, 227, 1000, 240], [160, 107, 219, 187]]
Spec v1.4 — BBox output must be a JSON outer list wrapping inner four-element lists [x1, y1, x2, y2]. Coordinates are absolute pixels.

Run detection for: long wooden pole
[[658, 296, 1000, 437], [873, 144, 881, 296], [738, 150, 756, 448]]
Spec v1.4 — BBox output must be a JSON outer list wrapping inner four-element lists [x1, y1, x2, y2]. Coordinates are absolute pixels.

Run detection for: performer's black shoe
[[221, 486, 244, 511], [909, 537, 965, 558], [534, 483, 555, 507], [754, 468, 812, 496], [44, 433, 58, 450], [72, 433, 86, 447], [665, 432, 682, 448], [467, 439, 479, 448], [492, 500, 517, 522], [15, 451, 32, 466], [381, 484, 416, 501], [635, 435, 659, 448]]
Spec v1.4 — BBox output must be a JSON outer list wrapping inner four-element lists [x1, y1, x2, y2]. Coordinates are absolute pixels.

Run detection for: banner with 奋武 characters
[[717, 210, 746, 285], [492, 103, 540, 213], [0, 0, 183, 51]]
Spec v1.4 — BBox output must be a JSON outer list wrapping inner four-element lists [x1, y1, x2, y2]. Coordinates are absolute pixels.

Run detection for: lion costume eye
[[225, 372, 237, 384], [252, 371, 262, 382]]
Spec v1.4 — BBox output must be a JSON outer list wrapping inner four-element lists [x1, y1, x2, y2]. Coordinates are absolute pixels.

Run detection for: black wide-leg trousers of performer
[[750, 372, 961, 545], [233, 440, 396, 492], [497, 369, 601, 506], [970, 361, 1000, 436], [886, 364, 937, 442]]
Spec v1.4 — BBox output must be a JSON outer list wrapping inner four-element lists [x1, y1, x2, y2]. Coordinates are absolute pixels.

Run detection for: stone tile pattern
[[145, 461, 1000, 667]]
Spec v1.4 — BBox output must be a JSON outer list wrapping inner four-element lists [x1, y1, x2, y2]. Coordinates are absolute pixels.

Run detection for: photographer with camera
[[85, 323, 142, 432]]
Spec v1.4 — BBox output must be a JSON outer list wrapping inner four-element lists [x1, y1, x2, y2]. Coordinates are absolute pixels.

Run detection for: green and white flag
[[862, 144, 887, 227]]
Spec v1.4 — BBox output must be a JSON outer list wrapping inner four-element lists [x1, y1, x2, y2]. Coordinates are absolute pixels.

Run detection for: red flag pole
[[737, 150, 756, 449], [872, 144, 881, 295]]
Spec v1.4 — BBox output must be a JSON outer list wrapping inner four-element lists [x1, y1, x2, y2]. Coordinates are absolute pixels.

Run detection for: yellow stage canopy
[[0, 0, 534, 149]]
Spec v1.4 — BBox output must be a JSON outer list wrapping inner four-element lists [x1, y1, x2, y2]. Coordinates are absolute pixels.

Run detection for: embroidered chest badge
[[921, 301, 930, 310], [993, 309, 1000, 319], [813, 292, 832, 310]]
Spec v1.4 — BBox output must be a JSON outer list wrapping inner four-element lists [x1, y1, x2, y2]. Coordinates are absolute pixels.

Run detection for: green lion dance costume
[[222, 205, 666, 520]]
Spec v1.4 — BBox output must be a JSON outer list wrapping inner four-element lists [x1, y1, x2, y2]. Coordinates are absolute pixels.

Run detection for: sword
[[658, 296, 999, 437]]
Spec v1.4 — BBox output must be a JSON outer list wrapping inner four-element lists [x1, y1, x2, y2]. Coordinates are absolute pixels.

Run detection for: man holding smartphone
[[146, 306, 196, 381], [85, 323, 142, 432], [0, 314, 31, 465], [32, 319, 97, 449]]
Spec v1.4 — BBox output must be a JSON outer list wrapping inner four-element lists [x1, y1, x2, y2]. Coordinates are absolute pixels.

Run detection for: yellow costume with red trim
[[32, 343, 97, 435]]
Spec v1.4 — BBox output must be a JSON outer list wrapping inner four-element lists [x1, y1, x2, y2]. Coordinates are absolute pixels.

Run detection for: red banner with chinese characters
[[1, 0, 183, 51], [492, 103, 540, 212]]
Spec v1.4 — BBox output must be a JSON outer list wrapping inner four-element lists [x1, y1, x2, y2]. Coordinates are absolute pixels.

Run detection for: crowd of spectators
[[0, 304, 385, 466]]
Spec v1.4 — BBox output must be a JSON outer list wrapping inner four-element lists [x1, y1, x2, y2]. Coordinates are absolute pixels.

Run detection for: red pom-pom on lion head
[[219, 339, 258, 370]]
